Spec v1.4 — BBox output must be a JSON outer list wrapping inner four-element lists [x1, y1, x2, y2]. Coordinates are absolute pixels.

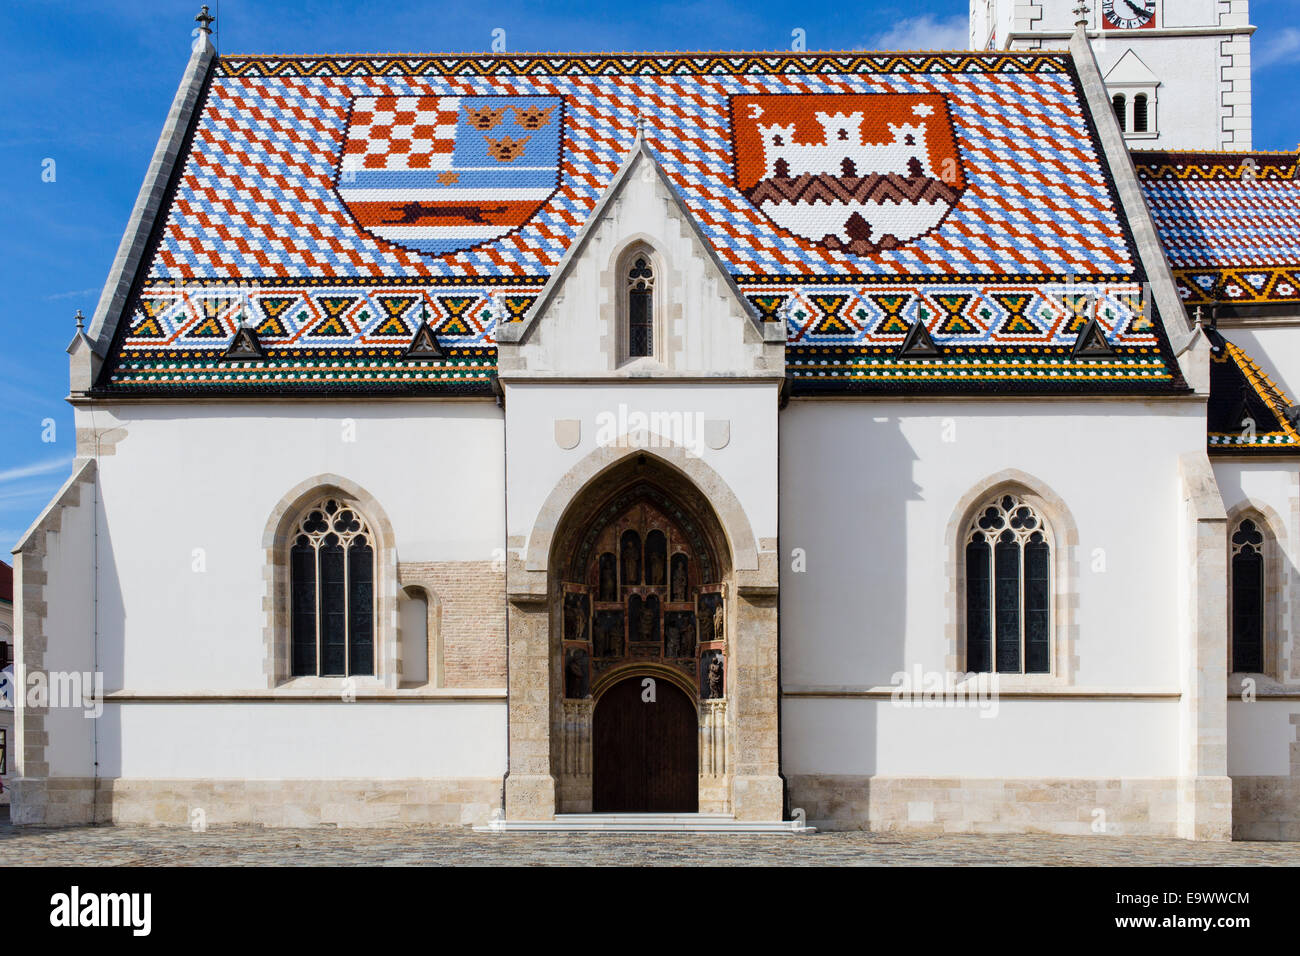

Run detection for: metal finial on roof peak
[[74, 309, 85, 332], [1072, 2, 1089, 29], [1193, 305, 1204, 328], [196, 5, 215, 36], [635, 113, 648, 137]]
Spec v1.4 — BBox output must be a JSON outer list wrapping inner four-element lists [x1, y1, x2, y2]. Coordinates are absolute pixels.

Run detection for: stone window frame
[[262, 474, 400, 690], [1226, 502, 1287, 682], [1110, 84, 1159, 140], [945, 471, 1079, 688], [395, 569, 445, 688], [613, 239, 667, 368]]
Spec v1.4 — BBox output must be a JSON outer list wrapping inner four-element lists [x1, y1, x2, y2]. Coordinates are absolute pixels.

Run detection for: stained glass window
[[1231, 518, 1265, 673], [964, 494, 1052, 674], [627, 255, 654, 358], [288, 498, 377, 677]]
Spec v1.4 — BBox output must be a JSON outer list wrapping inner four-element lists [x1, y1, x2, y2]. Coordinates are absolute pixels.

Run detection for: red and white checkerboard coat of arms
[[731, 93, 966, 255], [335, 95, 563, 256]]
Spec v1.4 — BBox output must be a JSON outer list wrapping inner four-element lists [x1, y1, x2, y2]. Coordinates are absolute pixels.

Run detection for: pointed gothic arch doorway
[[552, 455, 731, 814]]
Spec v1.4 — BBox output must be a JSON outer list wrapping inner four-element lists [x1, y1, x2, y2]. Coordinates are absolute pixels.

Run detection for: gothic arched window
[[627, 255, 654, 358], [1132, 94, 1149, 133], [1112, 93, 1127, 131], [289, 497, 376, 677], [1230, 517, 1265, 673], [964, 494, 1051, 674]]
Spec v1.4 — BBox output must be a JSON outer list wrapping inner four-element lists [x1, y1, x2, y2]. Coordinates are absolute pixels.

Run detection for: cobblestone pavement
[[2, 821, 1300, 865]]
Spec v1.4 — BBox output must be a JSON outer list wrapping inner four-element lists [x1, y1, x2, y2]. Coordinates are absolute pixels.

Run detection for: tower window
[[1112, 93, 1127, 132], [1132, 94, 1149, 133]]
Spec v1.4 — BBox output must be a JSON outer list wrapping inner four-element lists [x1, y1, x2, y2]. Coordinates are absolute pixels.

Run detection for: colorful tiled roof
[[1134, 149, 1300, 308], [1206, 327, 1300, 453], [97, 51, 1183, 394]]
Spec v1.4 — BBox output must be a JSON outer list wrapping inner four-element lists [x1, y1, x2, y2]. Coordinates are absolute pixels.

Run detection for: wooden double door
[[592, 676, 698, 813]]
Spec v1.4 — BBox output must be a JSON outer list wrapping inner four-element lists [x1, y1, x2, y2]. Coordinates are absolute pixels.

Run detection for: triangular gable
[[498, 135, 777, 357], [1104, 49, 1159, 87]]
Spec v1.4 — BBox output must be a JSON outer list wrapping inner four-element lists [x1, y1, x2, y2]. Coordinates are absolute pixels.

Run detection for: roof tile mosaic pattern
[[1134, 150, 1300, 307], [101, 52, 1179, 393]]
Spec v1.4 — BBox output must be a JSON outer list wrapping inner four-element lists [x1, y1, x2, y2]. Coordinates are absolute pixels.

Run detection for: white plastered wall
[[1214, 459, 1300, 776], [780, 396, 1205, 778], [70, 400, 507, 781], [35, 478, 97, 778], [504, 382, 778, 553]]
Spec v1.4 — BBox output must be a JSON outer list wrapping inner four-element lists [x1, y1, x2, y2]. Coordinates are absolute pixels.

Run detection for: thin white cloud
[[866, 14, 970, 52], [1256, 28, 1300, 69], [46, 287, 101, 302], [0, 458, 73, 485], [0, 484, 62, 503]]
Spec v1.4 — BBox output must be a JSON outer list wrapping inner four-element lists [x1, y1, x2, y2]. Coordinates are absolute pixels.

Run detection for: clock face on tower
[[1101, 0, 1157, 30]]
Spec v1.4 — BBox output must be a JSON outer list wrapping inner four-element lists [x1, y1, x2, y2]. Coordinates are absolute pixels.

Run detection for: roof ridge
[[217, 48, 1062, 59], [1131, 147, 1300, 157]]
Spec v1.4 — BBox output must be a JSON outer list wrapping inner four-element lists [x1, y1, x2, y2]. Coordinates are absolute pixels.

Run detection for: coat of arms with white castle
[[731, 93, 966, 255]]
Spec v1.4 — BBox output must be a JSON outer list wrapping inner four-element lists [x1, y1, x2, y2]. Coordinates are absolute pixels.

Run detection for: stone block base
[[10, 777, 502, 828], [731, 774, 784, 821], [1177, 776, 1232, 841], [787, 775, 1195, 837], [698, 775, 730, 814], [1232, 775, 1300, 840], [504, 773, 556, 820]]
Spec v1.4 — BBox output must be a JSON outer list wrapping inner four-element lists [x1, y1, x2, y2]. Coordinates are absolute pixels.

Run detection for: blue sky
[[1, 0, 1298, 551]]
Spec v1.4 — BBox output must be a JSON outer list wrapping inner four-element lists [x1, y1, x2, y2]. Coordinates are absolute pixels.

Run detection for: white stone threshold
[[474, 813, 815, 834]]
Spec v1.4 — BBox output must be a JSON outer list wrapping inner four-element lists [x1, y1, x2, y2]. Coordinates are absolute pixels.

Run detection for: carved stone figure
[[600, 560, 615, 601], [565, 649, 588, 698], [648, 552, 665, 587], [665, 620, 680, 657], [595, 614, 621, 657], [638, 606, 655, 642], [622, 538, 639, 584], [713, 603, 725, 643], [708, 654, 724, 699], [671, 561, 687, 602], [564, 594, 589, 642]]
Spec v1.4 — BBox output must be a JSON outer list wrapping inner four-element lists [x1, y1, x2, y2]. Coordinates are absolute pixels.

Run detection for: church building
[[10, 4, 1300, 839]]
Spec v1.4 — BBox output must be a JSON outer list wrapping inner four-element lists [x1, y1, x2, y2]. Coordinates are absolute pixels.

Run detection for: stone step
[[473, 812, 815, 834]]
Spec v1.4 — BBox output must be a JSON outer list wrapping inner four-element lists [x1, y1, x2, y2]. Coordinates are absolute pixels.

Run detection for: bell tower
[[970, 0, 1254, 150]]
